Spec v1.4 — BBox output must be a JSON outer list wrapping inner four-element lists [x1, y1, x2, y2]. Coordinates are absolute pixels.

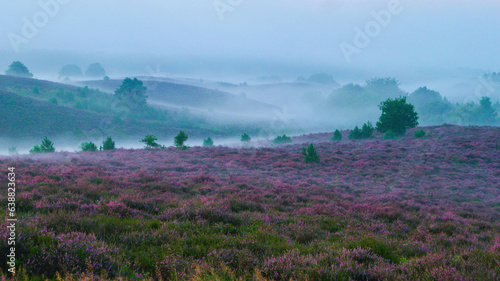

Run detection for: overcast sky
[[0, 0, 499, 73]]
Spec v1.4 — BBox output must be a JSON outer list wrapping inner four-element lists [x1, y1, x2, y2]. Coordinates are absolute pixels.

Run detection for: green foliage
[[115, 77, 148, 110], [49, 97, 58, 105], [408, 87, 452, 125], [241, 133, 251, 144], [332, 130, 342, 141], [30, 137, 55, 153], [5, 61, 33, 77], [302, 144, 320, 163], [383, 130, 398, 140], [81, 142, 98, 152], [101, 137, 115, 151], [141, 135, 163, 149], [103, 76, 110, 81], [59, 64, 83, 78], [348, 122, 374, 140], [414, 129, 426, 139], [33, 86, 40, 95], [273, 135, 292, 145], [174, 131, 189, 150], [346, 237, 399, 263], [376, 96, 419, 135], [85, 63, 106, 78], [203, 137, 214, 147]]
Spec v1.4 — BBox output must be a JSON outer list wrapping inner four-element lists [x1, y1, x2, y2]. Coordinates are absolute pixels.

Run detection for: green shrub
[[101, 137, 115, 151], [348, 122, 374, 140], [174, 131, 189, 150], [414, 129, 426, 139], [376, 96, 419, 135], [332, 130, 342, 141], [302, 144, 320, 163], [241, 133, 251, 144], [203, 137, 214, 147], [383, 130, 398, 140], [273, 135, 292, 145], [141, 135, 163, 149], [81, 142, 98, 152], [30, 137, 55, 154]]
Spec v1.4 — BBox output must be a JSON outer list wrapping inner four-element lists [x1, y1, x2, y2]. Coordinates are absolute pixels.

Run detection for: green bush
[[376, 96, 419, 135], [141, 135, 163, 149], [348, 122, 374, 140], [302, 144, 320, 163], [383, 130, 398, 140], [241, 133, 251, 144], [414, 129, 426, 139], [81, 142, 98, 152], [332, 130, 342, 141], [30, 137, 55, 154], [273, 135, 292, 145], [101, 137, 115, 151], [203, 137, 214, 147], [174, 131, 189, 150]]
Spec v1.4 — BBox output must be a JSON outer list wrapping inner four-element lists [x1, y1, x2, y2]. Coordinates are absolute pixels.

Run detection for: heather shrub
[[30, 136, 55, 153], [174, 131, 189, 150], [81, 141, 98, 152], [101, 137, 115, 150], [332, 129, 342, 141], [415, 129, 426, 138], [25, 232, 119, 278], [230, 200, 264, 213], [302, 144, 320, 163], [203, 137, 214, 147], [346, 237, 399, 263], [241, 133, 251, 144], [273, 135, 292, 145]]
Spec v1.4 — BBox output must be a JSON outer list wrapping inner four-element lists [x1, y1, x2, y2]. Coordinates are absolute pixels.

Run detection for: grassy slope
[[0, 125, 498, 280], [0, 75, 263, 140]]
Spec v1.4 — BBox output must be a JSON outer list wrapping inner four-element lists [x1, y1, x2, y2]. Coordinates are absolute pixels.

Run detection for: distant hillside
[[0, 89, 106, 138], [79, 79, 278, 116]]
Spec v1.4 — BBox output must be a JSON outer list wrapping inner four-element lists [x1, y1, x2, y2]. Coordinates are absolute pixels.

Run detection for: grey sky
[[1, 0, 499, 72]]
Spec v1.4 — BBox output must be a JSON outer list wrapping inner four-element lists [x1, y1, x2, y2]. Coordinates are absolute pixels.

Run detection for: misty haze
[[0, 0, 499, 280]]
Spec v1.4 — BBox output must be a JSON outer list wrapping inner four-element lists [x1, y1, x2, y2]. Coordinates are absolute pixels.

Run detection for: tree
[[365, 77, 406, 101], [115, 78, 148, 110], [348, 122, 374, 140], [241, 133, 251, 144], [30, 136, 55, 153], [59, 65, 83, 78], [302, 144, 320, 163], [376, 97, 419, 135], [85, 63, 106, 78], [477, 97, 497, 125], [174, 131, 189, 150], [407, 87, 451, 125], [141, 135, 162, 149], [273, 135, 292, 145], [6, 61, 33, 78], [101, 137, 115, 151], [203, 137, 214, 147], [81, 142, 98, 152], [332, 130, 342, 141]]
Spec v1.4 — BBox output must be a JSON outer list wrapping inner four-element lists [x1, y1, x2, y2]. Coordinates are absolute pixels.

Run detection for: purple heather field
[[0, 125, 499, 280]]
